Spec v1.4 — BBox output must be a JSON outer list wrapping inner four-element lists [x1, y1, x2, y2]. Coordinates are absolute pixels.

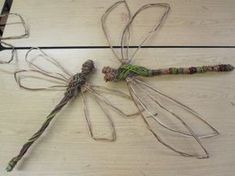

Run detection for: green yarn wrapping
[[116, 64, 152, 80]]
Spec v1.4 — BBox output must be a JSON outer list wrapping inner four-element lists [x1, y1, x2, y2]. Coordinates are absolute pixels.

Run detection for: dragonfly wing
[[14, 48, 69, 91], [0, 13, 29, 40], [101, 0, 131, 63], [25, 48, 72, 80], [90, 84, 140, 118], [121, 3, 170, 63], [14, 69, 67, 91], [0, 41, 16, 64], [132, 78, 219, 138], [81, 89, 116, 142], [127, 78, 218, 158]]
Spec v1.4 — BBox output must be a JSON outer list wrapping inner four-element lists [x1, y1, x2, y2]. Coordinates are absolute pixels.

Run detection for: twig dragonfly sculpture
[[6, 48, 136, 171], [101, 0, 234, 159]]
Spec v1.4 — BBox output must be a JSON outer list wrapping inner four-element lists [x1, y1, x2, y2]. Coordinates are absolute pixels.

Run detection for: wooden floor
[[0, 0, 235, 176]]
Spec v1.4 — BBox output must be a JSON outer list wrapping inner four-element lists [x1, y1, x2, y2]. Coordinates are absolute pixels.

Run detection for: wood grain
[[3, 0, 235, 47], [0, 49, 235, 176], [0, 0, 4, 11]]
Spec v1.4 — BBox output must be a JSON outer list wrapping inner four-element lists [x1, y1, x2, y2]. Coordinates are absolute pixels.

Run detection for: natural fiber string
[[25, 47, 72, 81], [101, 0, 131, 63], [128, 77, 219, 138], [16, 49, 70, 90], [132, 78, 219, 139], [0, 41, 16, 64], [25, 48, 72, 78], [82, 83, 140, 141], [120, 3, 170, 63], [14, 69, 68, 91], [82, 85, 117, 142], [127, 78, 209, 158], [84, 84, 138, 118]]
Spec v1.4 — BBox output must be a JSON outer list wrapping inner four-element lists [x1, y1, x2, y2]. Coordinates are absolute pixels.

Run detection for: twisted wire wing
[[0, 13, 29, 40], [101, 0, 131, 63], [127, 77, 219, 158], [14, 48, 71, 91], [0, 41, 16, 64], [0, 13, 28, 64], [102, 1, 170, 64], [120, 2, 170, 63], [81, 84, 139, 142]]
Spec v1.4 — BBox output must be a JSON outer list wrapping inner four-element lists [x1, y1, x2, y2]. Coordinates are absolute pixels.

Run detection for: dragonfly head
[[102, 66, 118, 82], [81, 60, 95, 75]]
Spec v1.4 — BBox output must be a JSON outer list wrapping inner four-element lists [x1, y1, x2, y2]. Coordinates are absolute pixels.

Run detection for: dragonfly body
[[65, 60, 95, 98], [102, 64, 234, 82], [7, 60, 94, 172]]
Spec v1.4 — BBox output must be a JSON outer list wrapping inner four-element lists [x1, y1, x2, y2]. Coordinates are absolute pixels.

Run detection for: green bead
[[202, 66, 207, 72], [172, 68, 178, 74], [196, 67, 203, 73], [178, 68, 184, 74]]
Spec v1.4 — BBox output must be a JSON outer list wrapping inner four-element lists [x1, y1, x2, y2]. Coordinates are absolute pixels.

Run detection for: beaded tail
[[6, 95, 73, 172], [102, 64, 234, 82], [151, 64, 234, 76]]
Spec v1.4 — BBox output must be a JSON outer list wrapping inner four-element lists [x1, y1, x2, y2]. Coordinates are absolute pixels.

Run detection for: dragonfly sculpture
[[101, 0, 234, 159], [6, 48, 137, 171]]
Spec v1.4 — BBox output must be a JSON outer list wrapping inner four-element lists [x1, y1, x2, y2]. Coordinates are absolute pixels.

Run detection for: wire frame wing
[[101, 0, 131, 63], [81, 83, 139, 141], [0, 41, 16, 64], [14, 69, 68, 91], [120, 3, 170, 63], [81, 88, 116, 142], [127, 77, 219, 158], [90, 84, 139, 118], [0, 13, 29, 40], [25, 48, 72, 81]]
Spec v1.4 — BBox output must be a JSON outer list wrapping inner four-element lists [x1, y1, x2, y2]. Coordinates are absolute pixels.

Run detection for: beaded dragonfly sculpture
[[6, 48, 136, 171], [0, 13, 29, 64], [101, 0, 234, 159]]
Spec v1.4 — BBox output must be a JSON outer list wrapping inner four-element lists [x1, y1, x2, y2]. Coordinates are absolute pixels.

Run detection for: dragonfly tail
[[151, 64, 234, 76], [6, 95, 72, 172]]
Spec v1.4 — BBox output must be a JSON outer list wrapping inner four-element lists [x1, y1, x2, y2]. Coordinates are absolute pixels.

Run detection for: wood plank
[[0, 0, 4, 12], [0, 0, 4, 35], [2, 0, 235, 47], [0, 48, 235, 175]]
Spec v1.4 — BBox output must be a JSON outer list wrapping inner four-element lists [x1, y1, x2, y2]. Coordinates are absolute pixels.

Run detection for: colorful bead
[[112, 64, 234, 79], [189, 67, 197, 74], [202, 66, 207, 72], [169, 67, 178, 74], [196, 67, 202, 73], [178, 68, 184, 74], [162, 68, 170, 74]]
